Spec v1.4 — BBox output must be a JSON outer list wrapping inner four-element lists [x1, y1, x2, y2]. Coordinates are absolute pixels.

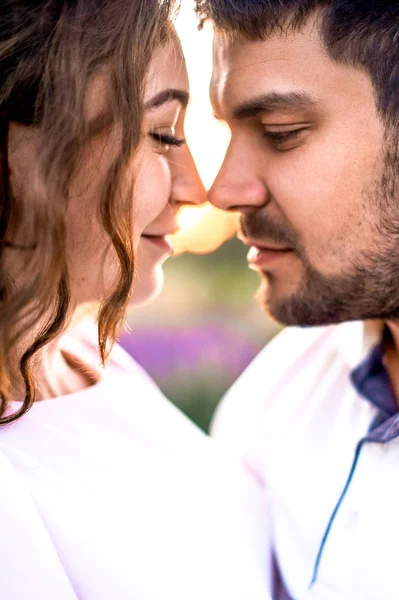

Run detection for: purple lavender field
[[120, 324, 258, 383]]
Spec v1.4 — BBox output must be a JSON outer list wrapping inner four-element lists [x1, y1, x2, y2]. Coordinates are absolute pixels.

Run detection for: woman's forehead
[[145, 37, 189, 103], [82, 37, 189, 123]]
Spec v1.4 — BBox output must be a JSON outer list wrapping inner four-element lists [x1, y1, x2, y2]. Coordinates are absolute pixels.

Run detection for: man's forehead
[[210, 25, 380, 150], [210, 22, 327, 118], [211, 33, 261, 90]]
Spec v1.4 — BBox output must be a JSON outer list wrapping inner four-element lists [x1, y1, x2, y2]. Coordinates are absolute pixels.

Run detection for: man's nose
[[208, 144, 266, 212], [170, 146, 207, 208]]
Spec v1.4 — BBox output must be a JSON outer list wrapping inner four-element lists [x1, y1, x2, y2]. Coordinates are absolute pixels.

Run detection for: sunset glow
[[172, 1, 234, 254]]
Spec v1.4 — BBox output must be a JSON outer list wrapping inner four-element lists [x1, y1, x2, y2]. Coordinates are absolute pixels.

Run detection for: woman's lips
[[141, 234, 174, 255]]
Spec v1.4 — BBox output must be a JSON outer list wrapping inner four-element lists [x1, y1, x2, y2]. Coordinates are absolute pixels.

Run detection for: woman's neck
[[37, 342, 96, 400], [11, 322, 100, 402]]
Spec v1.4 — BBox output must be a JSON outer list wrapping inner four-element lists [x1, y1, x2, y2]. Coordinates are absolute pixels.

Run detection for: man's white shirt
[[212, 320, 399, 600]]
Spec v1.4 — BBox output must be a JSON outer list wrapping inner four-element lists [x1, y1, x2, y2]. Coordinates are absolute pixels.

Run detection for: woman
[[0, 1, 272, 598]]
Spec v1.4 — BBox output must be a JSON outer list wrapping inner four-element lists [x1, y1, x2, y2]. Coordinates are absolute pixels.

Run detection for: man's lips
[[239, 236, 292, 252], [240, 237, 294, 269]]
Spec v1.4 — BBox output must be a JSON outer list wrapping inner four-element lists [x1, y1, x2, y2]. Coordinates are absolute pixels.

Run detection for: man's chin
[[255, 282, 290, 325], [256, 282, 343, 327], [255, 256, 399, 326], [255, 279, 306, 326], [255, 267, 311, 321], [256, 291, 298, 326]]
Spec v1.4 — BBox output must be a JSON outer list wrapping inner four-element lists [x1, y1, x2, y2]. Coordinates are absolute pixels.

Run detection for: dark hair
[[0, 0, 178, 424], [195, 0, 399, 125]]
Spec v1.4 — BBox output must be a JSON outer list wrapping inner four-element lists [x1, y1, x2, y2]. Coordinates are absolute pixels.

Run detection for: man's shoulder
[[250, 323, 335, 371], [223, 323, 339, 399], [211, 321, 361, 449]]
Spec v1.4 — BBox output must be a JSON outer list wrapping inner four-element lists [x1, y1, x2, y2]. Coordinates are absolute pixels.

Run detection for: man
[[196, 1, 399, 599]]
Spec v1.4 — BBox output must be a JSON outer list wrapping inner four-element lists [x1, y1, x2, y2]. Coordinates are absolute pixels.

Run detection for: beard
[[240, 139, 399, 327]]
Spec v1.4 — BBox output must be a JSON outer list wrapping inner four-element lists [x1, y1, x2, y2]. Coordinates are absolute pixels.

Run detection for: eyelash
[[150, 132, 186, 149], [263, 128, 307, 148]]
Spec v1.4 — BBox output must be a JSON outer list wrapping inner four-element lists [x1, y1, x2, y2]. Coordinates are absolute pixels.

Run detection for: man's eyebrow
[[233, 91, 318, 120], [145, 89, 190, 111]]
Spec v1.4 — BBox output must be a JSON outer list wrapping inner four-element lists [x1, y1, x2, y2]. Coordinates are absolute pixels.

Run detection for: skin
[[66, 37, 205, 307], [208, 16, 399, 402], [8, 37, 206, 399]]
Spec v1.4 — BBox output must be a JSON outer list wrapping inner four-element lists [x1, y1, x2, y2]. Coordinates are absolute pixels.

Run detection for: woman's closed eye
[[150, 130, 186, 154]]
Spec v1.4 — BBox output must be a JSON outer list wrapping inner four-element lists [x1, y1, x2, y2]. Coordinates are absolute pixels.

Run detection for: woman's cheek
[[133, 154, 172, 238]]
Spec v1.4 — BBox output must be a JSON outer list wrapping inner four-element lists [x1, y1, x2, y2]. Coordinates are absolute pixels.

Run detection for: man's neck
[[383, 320, 399, 408]]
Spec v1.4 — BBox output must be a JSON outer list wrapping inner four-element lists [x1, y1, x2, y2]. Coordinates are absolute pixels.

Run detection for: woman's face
[[130, 37, 206, 304], [52, 37, 205, 307]]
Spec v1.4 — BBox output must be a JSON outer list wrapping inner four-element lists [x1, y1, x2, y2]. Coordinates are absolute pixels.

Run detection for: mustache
[[239, 210, 299, 249]]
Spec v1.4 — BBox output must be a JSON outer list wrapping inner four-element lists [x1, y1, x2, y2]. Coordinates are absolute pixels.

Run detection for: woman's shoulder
[[62, 317, 148, 374], [60, 318, 210, 449], [0, 450, 77, 598], [5, 318, 210, 460], [62, 317, 166, 393]]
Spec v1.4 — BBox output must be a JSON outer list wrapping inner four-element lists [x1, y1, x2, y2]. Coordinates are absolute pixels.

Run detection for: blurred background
[[120, 1, 280, 432]]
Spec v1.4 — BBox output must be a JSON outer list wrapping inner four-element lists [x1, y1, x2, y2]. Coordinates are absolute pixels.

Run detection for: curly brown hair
[[0, 0, 178, 425]]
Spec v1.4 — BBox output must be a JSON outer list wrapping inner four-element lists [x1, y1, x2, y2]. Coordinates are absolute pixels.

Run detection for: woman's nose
[[170, 146, 207, 207]]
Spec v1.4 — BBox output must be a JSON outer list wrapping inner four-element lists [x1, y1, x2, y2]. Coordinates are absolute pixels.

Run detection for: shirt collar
[[333, 320, 385, 370]]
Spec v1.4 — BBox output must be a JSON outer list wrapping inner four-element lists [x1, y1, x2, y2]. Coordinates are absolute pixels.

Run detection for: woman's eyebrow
[[145, 89, 190, 111]]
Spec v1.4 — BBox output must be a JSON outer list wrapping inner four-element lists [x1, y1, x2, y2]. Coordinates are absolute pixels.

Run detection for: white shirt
[[212, 320, 399, 600], [0, 324, 273, 599]]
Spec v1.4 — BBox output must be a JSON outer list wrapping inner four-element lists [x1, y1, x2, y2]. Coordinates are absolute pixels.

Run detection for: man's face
[[209, 17, 399, 326]]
